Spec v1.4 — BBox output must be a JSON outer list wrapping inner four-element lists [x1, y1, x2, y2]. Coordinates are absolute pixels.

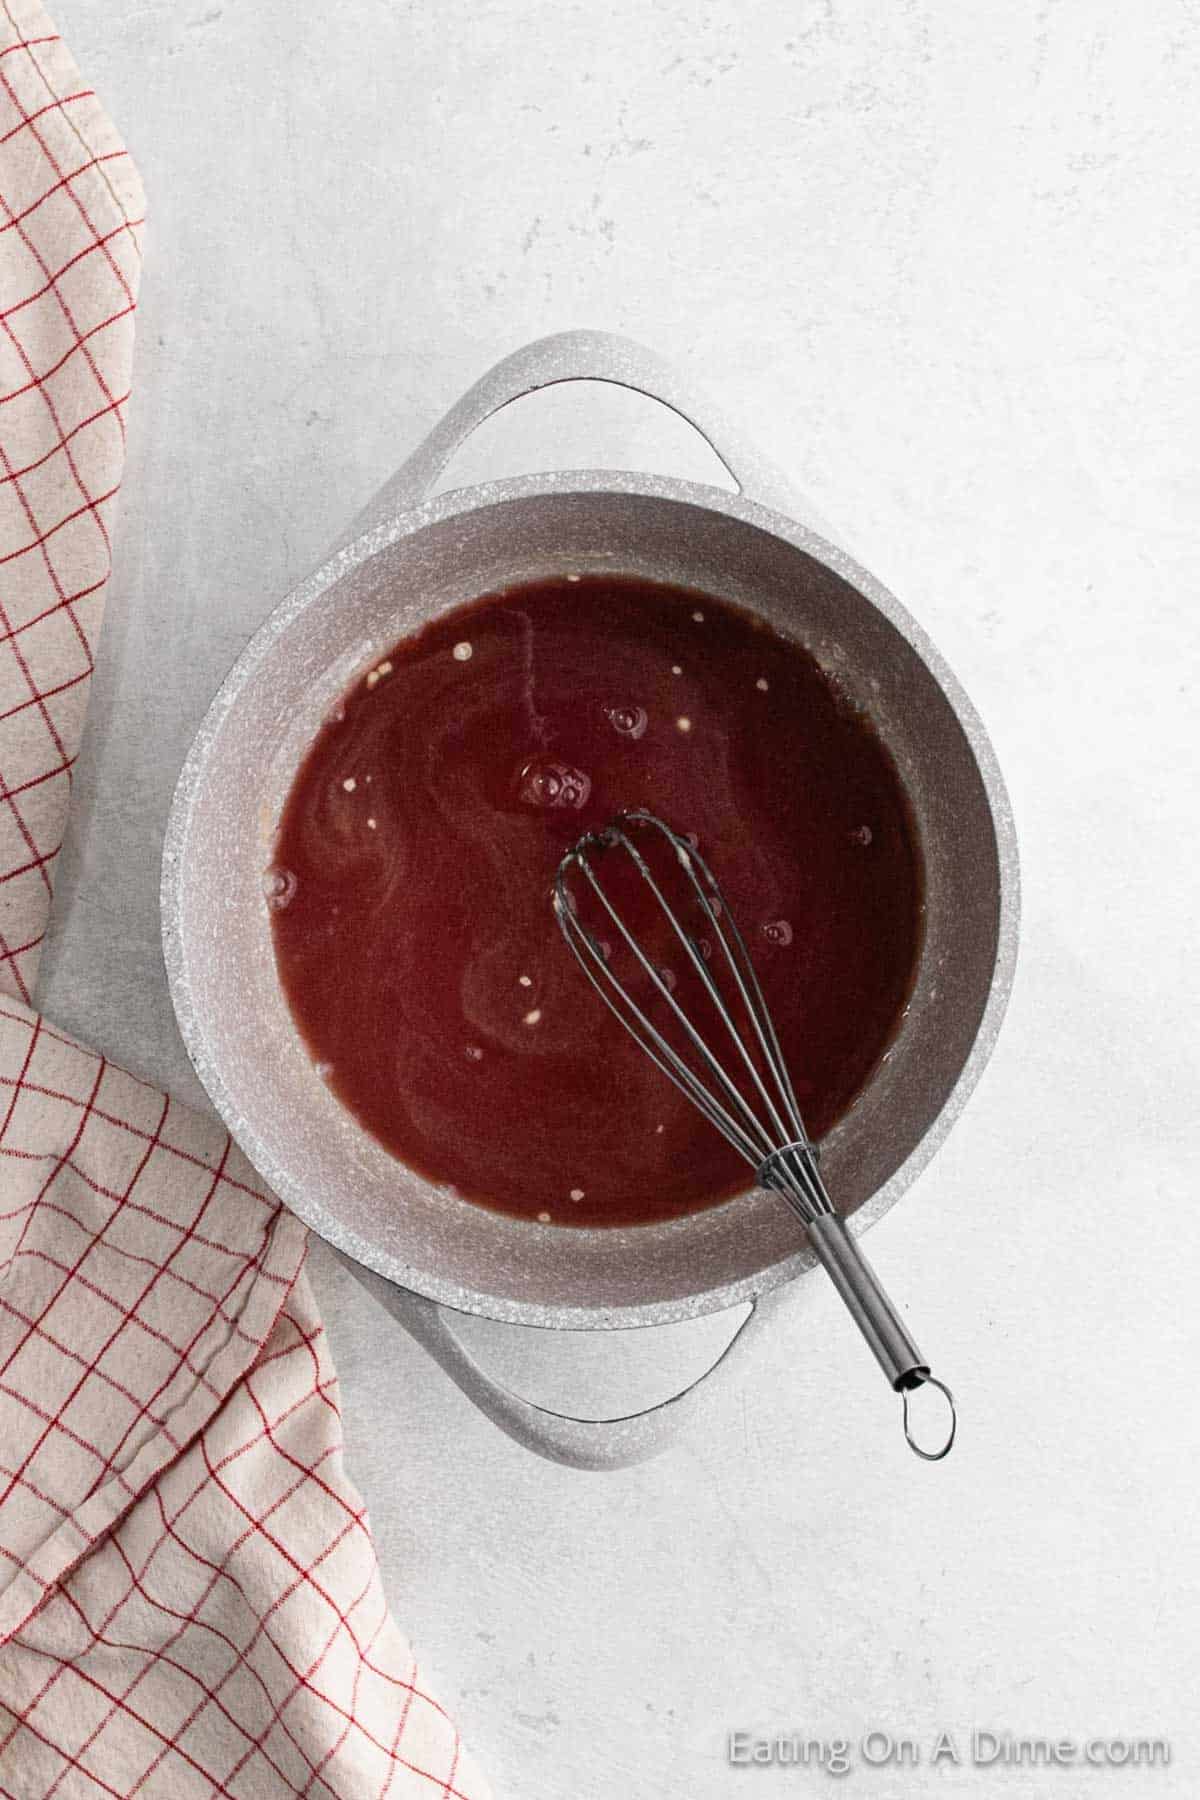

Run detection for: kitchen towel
[[0, 6, 489, 1795]]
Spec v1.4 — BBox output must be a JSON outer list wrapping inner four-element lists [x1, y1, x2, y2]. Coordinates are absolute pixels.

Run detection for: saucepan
[[161, 331, 1019, 1469]]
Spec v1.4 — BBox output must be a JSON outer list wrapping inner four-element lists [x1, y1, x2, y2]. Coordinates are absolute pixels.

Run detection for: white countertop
[[42, 3, 1200, 1795]]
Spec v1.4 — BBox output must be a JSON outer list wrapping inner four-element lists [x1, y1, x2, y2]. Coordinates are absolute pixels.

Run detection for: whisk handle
[[806, 1213, 928, 1392]]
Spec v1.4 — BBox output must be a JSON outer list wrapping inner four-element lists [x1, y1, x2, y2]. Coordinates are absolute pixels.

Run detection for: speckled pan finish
[[162, 331, 1019, 1332]]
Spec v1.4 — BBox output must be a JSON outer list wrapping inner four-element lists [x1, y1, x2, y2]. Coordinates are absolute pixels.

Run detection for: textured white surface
[[40, 2, 1200, 1795]]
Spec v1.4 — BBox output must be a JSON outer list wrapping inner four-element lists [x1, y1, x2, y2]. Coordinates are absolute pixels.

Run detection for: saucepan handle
[[345, 329, 838, 539], [344, 1257, 790, 1471]]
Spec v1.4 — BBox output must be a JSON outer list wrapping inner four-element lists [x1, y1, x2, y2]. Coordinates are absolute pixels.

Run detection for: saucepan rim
[[161, 466, 1020, 1329]]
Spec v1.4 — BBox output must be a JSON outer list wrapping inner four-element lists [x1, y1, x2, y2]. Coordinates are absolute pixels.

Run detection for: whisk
[[553, 808, 956, 1461]]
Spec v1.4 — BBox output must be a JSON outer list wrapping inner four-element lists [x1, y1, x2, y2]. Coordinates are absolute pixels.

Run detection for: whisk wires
[[553, 809, 833, 1227]]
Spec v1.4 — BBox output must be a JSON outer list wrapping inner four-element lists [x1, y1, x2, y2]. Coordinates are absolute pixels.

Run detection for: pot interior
[[166, 483, 1006, 1325]]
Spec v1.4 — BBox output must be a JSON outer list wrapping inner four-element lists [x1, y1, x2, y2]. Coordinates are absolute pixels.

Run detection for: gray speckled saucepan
[[161, 331, 1019, 1469]]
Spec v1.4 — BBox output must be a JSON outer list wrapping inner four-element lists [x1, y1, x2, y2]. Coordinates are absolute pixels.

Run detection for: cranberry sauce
[[268, 575, 922, 1227]]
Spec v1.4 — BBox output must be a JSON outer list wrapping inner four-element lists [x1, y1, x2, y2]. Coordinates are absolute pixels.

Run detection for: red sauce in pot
[[268, 574, 922, 1227]]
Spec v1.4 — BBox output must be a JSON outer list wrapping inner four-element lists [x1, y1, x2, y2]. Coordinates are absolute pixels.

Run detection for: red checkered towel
[[0, 7, 489, 1795]]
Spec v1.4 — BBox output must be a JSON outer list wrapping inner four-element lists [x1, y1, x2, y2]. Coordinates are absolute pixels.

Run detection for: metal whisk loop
[[554, 809, 956, 1461], [554, 848, 769, 1167], [556, 852, 761, 1159]]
